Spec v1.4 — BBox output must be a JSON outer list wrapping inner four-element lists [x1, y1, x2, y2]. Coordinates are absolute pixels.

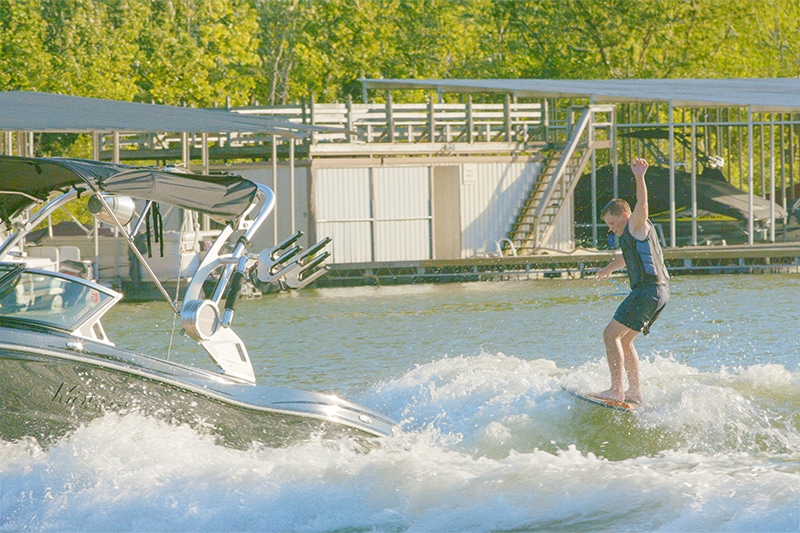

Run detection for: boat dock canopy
[[361, 78, 800, 112], [0, 91, 337, 137]]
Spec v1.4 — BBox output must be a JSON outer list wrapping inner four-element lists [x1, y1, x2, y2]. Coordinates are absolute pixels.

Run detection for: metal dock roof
[[362, 78, 800, 112]]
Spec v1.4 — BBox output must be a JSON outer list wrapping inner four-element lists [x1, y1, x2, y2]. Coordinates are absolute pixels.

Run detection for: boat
[[0, 155, 396, 448], [574, 129, 788, 246]]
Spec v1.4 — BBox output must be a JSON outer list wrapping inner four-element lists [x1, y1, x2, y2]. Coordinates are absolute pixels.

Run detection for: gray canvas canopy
[[361, 78, 800, 112], [0, 91, 330, 136], [0, 156, 258, 225]]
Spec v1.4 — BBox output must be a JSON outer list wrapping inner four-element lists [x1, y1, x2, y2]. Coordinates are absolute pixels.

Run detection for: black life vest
[[620, 221, 670, 287]]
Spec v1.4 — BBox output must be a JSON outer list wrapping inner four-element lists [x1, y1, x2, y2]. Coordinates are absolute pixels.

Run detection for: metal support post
[[747, 108, 754, 245], [668, 102, 676, 247]]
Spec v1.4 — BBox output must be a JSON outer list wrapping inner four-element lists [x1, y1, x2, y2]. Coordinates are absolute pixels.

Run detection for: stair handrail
[[531, 106, 592, 222], [535, 146, 596, 250]]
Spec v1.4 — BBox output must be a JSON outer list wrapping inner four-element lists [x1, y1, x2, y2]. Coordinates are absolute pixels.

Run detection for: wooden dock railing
[[98, 98, 545, 160]]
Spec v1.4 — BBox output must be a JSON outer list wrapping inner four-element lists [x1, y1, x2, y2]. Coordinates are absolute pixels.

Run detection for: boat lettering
[[51, 381, 127, 412]]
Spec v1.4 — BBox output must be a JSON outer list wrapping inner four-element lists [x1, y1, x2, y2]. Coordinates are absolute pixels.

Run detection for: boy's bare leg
[[621, 330, 642, 403], [593, 319, 631, 402]]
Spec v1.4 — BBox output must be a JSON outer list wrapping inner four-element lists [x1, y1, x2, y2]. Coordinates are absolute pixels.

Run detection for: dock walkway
[[320, 243, 800, 287]]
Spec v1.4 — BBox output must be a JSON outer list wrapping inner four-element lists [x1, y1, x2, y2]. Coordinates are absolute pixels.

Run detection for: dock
[[320, 243, 800, 287]]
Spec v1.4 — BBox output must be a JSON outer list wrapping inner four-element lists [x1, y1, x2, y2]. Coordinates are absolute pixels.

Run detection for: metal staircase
[[508, 105, 615, 254]]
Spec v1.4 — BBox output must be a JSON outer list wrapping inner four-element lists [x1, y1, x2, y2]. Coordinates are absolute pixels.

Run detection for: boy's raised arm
[[628, 158, 650, 240]]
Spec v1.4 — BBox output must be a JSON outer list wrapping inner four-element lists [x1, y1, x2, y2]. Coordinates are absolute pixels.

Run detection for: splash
[[2, 353, 799, 532]]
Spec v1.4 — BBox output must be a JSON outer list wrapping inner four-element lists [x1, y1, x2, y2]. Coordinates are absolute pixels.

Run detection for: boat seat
[[59, 246, 81, 262], [27, 246, 59, 264]]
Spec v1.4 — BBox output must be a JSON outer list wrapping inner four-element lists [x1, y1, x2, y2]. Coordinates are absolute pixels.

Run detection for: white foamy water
[[2, 275, 799, 531]]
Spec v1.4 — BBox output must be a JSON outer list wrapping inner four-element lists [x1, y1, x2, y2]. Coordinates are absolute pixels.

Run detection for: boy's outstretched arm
[[595, 254, 626, 281]]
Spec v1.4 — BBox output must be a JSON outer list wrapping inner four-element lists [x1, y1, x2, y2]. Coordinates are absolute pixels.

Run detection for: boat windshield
[[0, 264, 119, 331]]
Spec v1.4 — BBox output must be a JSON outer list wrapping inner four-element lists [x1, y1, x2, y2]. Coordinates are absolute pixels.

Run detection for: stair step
[[509, 133, 596, 254]]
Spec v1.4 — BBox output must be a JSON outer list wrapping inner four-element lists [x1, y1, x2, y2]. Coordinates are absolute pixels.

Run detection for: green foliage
[[481, 0, 785, 79], [136, 0, 261, 106], [748, 0, 800, 76], [31, 195, 93, 229], [0, 0, 798, 107], [0, 0, 52, 90], [39, 0, 142, 99]]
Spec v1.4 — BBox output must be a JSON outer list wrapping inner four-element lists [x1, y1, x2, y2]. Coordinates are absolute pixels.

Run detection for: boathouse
[[2, 79, 800, 285]]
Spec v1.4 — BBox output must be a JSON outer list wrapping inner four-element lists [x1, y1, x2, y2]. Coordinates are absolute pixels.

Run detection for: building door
[[432, 166, 462, 259]]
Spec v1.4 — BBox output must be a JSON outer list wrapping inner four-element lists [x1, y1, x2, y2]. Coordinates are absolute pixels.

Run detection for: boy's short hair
[[601, 198, 631, 218]]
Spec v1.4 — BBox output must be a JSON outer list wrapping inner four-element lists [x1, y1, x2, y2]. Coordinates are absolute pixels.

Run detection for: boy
[[594, 158, 670, 403]]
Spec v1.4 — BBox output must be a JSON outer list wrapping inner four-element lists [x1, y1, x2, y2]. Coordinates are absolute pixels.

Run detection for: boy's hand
[[596, 264, 612, 281], [630, 158, 649, 178]]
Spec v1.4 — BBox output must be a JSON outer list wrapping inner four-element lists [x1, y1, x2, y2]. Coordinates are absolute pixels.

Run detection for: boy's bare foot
[[624, 391, 643, 405], [589, 389, 624, 402]]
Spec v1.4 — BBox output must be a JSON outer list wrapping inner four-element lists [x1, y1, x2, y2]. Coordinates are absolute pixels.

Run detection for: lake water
[[2, 274, 799, 532]]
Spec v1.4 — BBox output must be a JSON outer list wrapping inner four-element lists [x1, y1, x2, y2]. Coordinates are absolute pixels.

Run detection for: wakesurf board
[[562, 385, 639, 412]]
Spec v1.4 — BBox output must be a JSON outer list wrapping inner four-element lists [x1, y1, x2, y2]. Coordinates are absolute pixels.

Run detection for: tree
[[284, 0, 400, 102], [136, 0, 260, 107], [253, 0, 304, 105], [493, 0, 782, 80], [749, 0, 800, 77], [2, 0, 799, 109], [0, 0, 52, 91], [39, 0, 142, 100]]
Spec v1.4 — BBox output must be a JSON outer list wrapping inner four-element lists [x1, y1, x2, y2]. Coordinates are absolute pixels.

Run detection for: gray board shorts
[[613, 283, 670, 335]]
